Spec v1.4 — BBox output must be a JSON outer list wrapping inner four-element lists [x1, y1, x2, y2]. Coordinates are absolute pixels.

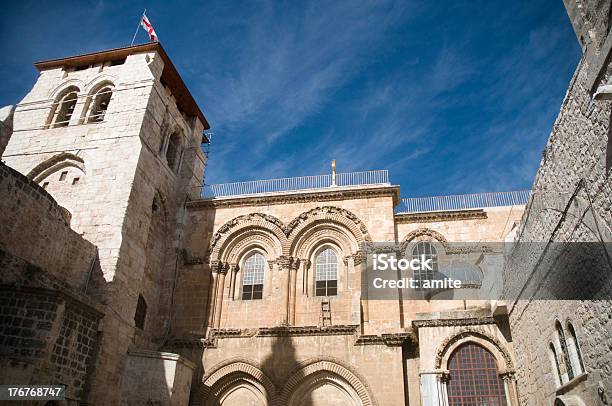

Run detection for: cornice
[[412, 316, 497, 329], [257, 325, 359, 337], [187, 185, 400, 210], [395, 209, 487, 224]]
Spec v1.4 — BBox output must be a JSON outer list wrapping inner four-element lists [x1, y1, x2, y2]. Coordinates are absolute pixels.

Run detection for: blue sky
[[0, 1, 581, 196]]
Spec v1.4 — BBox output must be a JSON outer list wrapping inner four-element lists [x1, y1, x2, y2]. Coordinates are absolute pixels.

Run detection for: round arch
[[435, 329, 514, 373], [28, 152, 86, 183], [209, 213, 288, 263], [286, 206, 371, 256], [196, 360, 276, 406], [276, 358, 377, 406]]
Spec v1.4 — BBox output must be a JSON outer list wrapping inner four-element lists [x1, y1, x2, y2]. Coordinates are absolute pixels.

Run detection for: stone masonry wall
[[504, 6, 612, 402]]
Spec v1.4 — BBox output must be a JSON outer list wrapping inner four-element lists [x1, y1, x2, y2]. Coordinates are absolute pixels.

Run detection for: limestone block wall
[[120, 350, 195, 406], [503, 11, 612, 403], [174, 188, 398, 336], [199, 334, 404, 406]]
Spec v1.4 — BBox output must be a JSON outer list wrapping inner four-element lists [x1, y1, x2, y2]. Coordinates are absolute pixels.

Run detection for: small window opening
[[72, 177, 80, 185], [88, 87, 112, 123], [165, 132, 182, 172], [242, 253, 265, 300], [134, 295, 147, 330], [59, 171, 68, 181], [53, 92, 78, 128], [42, 182, 49, 189]]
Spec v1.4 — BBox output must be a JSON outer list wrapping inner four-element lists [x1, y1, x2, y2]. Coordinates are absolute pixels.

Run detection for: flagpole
[[130, 9, 146, 46]]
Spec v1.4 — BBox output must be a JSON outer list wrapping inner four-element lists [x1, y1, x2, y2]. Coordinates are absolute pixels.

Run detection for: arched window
[[134, 294, 147, 330], [242, 253, 265, 300], [446, 343, 507, 406], [567, 323, 585, 375], [556, 321, 574, 381], [50, 89, 79, 128], [412, 241, 438, 288], [315, 247, 338, 296], [549, 343, 562, 386], [87, 86, 112, 123], [165, 132, 182, 172]]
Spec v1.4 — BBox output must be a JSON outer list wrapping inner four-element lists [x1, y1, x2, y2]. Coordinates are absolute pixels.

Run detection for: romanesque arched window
[[556, 320, 574, 381], [242, 253, 265, 300], [567, 322, 585, 375], [315, 247, 338, 296], [549, 342, 562, 387], [446, 343, 507, 406], [412, 241, 438, 287], [87, 86, 113, 123], [50, 88, 79, 128], [165, 132, 182, 173]]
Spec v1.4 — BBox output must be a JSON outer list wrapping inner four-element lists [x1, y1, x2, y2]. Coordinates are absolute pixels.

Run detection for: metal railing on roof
[[395, 190, 530, 214], [202, 170, 390, 198]]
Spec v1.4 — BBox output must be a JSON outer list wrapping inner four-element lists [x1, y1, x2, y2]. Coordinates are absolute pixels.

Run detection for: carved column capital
[[277, 255, 300, 271], [352, 250, 367, 266], [229, 263, 239, 273], [499, 371, 516, 382]]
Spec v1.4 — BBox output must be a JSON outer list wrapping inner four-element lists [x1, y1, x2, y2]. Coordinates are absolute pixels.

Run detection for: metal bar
[[395, 190, 531, 214]]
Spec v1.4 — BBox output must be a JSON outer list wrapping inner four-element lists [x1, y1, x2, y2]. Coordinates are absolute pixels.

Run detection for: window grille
[[412, 241, 438, 288], [315, 248, 338, 296], [242, 253, 265, 300], [447, 343, 508, 406]]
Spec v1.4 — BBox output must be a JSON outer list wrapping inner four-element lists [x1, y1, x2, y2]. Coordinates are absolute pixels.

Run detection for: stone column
[[419, 370, 449, 406], [228, 264, 239, 299], [213, 262, 228, 328], [353, 250, 369, 325], [288, 258, 301, 325], [277, 255, 298, 325], [207, 261, 220, 329], [500, 371, 519, 406]]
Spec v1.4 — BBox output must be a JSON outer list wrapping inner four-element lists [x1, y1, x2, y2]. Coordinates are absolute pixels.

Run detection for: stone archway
[[276, 359, 377, 406]]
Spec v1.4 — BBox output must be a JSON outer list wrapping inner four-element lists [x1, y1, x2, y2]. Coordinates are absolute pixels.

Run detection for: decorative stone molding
[[277, 358, 378, 406], [412, 316, 497, 329], [258, 325, 359, 337], [187, 186, 400, 210], [354, 332, 416, 347], [395, 209, 487, 223], [286, 206, 372, 243], [433, 328, 514, 371], [196, 359, 276, 406], [208, 212, 287, 258], [401, 227, 448, 243], [277, 255, 300, 271], [27, 152, 86, 182], [352, 250, 367, 266]]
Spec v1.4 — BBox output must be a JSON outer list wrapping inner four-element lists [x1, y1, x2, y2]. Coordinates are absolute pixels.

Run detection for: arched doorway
[[446, 343, 507, 406]]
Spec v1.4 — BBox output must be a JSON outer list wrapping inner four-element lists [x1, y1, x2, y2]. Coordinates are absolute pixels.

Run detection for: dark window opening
[[88, 87, 112, 123], [134, 295, 147, 330], [72, 177, 80, 185], [315, 280, 337, 296], [42, 182, 49, 189], [568, 323, 585, 373], [59, 171, 68, 181], [550, 343, 562, 385], [242, 284, 263, 300], [54, 92, 78, 127], [165, 133, 181, 172]]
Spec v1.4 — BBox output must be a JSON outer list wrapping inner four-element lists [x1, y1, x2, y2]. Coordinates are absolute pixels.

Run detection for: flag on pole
[[140, 13, 158, 42]]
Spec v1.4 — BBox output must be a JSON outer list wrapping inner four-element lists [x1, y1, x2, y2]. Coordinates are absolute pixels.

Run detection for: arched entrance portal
[[288, 371, 362, 406]]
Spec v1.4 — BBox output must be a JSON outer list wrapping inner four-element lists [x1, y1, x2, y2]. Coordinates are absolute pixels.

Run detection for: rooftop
[[200, 170, 530, 213]]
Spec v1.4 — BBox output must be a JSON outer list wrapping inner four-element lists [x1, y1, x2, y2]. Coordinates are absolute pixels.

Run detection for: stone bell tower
[[1, 43, 210, 403]]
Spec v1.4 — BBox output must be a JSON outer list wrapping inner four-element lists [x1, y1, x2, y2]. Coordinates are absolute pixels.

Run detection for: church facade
[[0, 1, 610, 405]]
